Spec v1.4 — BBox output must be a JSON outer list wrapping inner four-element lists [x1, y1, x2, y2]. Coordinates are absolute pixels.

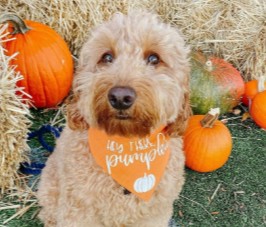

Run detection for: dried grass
[[0, 24, 32, 193], [1, 0, 265, 80], [0, 175, 39, 224]]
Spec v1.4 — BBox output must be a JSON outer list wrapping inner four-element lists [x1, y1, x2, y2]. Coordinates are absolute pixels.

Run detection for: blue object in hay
[[20, 124, 63, 175]]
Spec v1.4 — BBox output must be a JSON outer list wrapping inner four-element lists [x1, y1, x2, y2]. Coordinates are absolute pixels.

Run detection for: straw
[[0, 23, 32, 193]]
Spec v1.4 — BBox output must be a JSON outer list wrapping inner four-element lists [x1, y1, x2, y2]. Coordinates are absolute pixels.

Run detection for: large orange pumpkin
[[0, 14, 73, 108], [184, 108, 232, 172], [190, 52, 245, 114]]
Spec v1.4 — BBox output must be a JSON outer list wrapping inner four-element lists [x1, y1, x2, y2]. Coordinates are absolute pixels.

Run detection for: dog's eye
[[100, 52, 114, 64], [147, 54, 160, 65]]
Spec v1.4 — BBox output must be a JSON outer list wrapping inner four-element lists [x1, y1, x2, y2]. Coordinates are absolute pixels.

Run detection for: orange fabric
[[88, 125, 170, 201]]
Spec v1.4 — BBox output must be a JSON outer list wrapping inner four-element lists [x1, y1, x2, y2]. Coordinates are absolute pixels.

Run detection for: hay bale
[[169, 1, 266, 80], [0, 24, 31, 193], [0, 0, 265, 79]]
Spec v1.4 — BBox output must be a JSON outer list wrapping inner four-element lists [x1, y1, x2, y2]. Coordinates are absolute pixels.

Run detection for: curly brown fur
[[38, 10, 190, 227]]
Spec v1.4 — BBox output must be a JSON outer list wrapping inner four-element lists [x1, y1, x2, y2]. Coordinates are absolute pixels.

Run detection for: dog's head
[[67, 11, 191, 138]]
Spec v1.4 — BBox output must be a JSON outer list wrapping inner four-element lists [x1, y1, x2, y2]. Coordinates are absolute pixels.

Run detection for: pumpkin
[[183, 108, 232, 172], [250, 77, 266, 129], [190, 51, 245, 114], [242, 80, 259, 106], [134, 173, 156, 193], [0, 14, 73, 108], [242, 77, 266, 107]]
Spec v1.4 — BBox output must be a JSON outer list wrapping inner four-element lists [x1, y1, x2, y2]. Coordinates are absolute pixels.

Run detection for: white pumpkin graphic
[[134, 173, 156, 193]]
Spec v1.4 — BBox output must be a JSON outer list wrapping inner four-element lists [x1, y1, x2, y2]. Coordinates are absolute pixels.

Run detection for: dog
[[37, 10, 190, 227]]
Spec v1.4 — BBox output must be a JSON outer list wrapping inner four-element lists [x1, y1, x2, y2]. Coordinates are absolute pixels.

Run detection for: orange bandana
[[88, 125, 170, 201]]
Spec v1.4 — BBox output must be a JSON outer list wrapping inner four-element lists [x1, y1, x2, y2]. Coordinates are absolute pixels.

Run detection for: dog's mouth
[[115, 111, 132, 120]]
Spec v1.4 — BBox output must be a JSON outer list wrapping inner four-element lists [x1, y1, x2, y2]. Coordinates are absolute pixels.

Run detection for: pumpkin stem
[[200, 108, 220, 128], [258, 76, 265, 92], [0, 14, 31, 34], [205, 60, 213, 72]]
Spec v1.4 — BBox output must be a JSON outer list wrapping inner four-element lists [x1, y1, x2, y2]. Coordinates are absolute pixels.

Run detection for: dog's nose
[[108, 86, 136, 110]]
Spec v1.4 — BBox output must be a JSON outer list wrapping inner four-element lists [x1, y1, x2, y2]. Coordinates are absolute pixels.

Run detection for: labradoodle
[[37, 10, 191, 227]]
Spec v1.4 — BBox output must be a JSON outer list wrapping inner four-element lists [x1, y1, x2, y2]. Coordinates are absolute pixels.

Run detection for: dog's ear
[[65, 94, 89, 131], [166, 90, 191, 137]]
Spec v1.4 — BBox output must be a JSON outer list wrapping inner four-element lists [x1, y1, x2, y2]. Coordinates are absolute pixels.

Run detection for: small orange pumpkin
[[241, 80, 258, 106], [0, 14, 73, 108], [250, 77, 266, 129], [242, 78, 266, 107], [184, 108, 232, 172]]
